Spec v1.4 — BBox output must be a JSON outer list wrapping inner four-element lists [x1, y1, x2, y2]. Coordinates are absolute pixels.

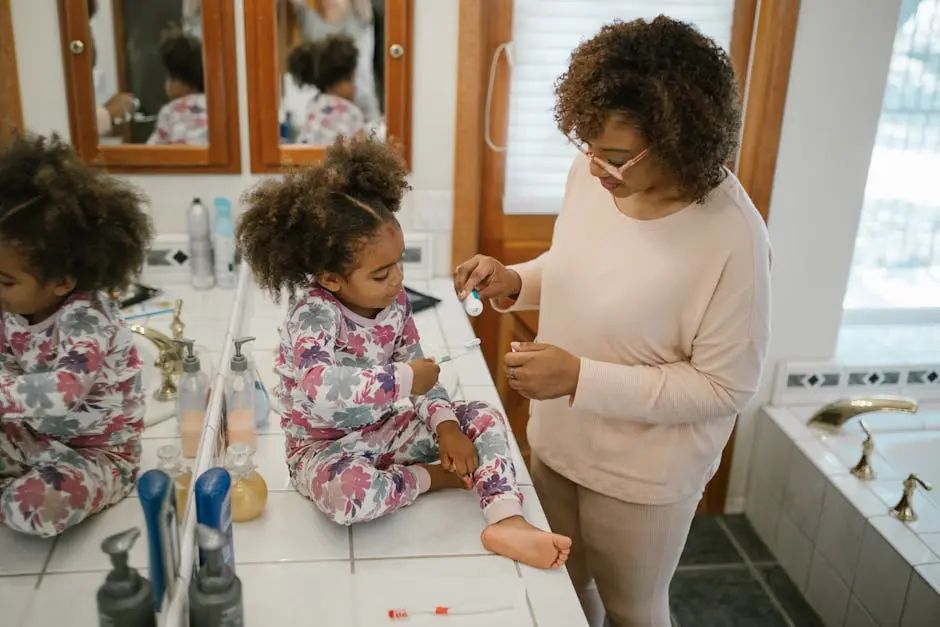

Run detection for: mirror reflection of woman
[[290, 0, 381, 123], [288, 35, 366, 145], [147, 31, 208, 146]]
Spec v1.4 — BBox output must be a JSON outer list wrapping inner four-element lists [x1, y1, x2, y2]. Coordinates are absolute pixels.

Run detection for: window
[[842, 0, 940, 324], [501, 0, 737, 215]]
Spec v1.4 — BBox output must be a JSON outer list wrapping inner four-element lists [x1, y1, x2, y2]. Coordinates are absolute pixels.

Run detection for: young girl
[[0, 134, 153, 537], [147, 30, 208, 146], [287, 35, 366, 146], [236, 136, 571, 570]]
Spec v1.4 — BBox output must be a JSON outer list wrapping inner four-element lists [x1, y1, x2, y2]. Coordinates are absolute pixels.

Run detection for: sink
[[131, 334, 176, 427]]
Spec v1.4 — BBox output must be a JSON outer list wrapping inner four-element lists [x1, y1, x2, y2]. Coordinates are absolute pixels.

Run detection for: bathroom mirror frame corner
[[57, 0, 242, 174], [244, 0, 413, 173]]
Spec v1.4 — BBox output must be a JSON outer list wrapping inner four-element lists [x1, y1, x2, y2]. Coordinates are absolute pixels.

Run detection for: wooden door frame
[[0, 0, 24, 142], [452, 0, 800, 513]]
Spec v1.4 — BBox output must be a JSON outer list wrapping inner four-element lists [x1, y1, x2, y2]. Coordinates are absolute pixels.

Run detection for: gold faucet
[[850, 420, 876, 480], [891, 473, 933, 522], [807, 395, 918, 429], [129, 299, 186, 402]]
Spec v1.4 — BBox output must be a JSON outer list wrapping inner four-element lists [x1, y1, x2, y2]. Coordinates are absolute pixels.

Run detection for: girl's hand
[[437, 421, 478, 487], [503, 342, 581, 401], [453, 255, 522, 303], [409, 358, 440, 395]]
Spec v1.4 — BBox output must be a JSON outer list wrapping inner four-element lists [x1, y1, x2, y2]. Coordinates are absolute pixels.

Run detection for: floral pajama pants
[[288, 400, 523, 525], [0, 422, 140, 537]]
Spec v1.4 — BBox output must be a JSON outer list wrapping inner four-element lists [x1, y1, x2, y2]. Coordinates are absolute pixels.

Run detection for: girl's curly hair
[[288, 35, 359, 93], [554, 16, 742, 202], [236, 135, 410, 301], [0, 133, 153, 292]]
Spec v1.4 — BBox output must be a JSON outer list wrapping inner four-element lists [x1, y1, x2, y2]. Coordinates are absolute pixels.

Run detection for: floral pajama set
[[275, 286, 523, 526], [0, 293, 145, 537]]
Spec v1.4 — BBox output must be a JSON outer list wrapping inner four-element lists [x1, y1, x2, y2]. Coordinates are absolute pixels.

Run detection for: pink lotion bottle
[[225, 337, 257, 452], [175, 339, 210, 458]]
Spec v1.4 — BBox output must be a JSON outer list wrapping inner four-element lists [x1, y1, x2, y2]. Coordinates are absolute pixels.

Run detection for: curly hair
[[287, 35, 359, 93], [236, 135, 410, 301], [160, 29, 205, 92], [554, 16, 741, 202], [0, 133, 154, 292]]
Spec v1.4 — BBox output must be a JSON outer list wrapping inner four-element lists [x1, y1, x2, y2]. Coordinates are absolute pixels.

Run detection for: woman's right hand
[[453, 255, 522, 302], [409, 358, 440, 395]]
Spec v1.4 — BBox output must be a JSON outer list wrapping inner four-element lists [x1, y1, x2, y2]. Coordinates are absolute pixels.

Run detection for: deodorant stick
[[463, 290, 484, 317]]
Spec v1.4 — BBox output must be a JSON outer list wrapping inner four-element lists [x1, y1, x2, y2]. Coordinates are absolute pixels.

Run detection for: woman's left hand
[[503, 343, 581, 401]]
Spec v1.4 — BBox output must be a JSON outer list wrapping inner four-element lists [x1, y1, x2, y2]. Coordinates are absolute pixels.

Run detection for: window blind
[[502, 0, 736, 214]]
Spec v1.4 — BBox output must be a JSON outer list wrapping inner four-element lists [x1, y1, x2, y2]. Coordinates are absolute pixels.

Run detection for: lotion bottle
[[188, 524, 245, 627], [96, 527, 157, 627], [225, 443, 268, 522], [225, 337, 257, 452], [175, 339, 210, 458]]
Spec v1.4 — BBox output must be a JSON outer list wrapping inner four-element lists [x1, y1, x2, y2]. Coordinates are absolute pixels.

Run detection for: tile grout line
[[515, 561, 541, 627], [35, 536, 60, 588], [348, 527, 355, 575], [716, 517, 798, 627]]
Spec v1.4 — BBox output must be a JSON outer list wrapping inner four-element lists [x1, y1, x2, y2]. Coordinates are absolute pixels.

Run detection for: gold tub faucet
[[891, 473, 933, 523], [807, 395, 918, 429], [129, 299, 186, 402]]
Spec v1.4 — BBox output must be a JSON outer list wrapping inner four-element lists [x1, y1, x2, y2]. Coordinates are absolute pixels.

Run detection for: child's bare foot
[[422, 463, 470, 491], [481, 515, 571, 569]]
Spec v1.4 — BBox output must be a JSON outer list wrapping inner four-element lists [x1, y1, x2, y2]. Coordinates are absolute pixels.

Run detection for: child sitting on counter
[[0, 133, 153, 537], [236, 135, 571, 570]]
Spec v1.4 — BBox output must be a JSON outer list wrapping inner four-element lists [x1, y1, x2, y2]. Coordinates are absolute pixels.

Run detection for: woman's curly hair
[[236, 135, 410, 301], [288, 35, 359, 93], [0, 133, 154, 292], [554, 16, 741, 202]]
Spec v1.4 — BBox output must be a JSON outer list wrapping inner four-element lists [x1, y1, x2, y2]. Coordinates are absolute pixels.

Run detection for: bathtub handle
[[891, 473, 933, 523], [908, 473, 933, 492], [850, 420, 875, 480]]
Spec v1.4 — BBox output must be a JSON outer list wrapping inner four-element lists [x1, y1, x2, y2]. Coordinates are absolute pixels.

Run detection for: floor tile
[[0, 575, 38, 626], [722, 515, 775, 562], [21, 571, 101, 627], [671, 565, 789, 627], [232, 491, 349, 565], [251, 433, 292, 492], [759, 565, 825, 627], [352, 490, 489, 559], [45, 497, 148, 574], [238, 560, 355, 627], [354, 557, 531, 627], [680, 516, 743, 566], [0, 525, 56, 576]]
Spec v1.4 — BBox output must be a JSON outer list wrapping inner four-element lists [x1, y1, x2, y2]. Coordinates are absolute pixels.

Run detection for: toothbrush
[[387, 604, 514, 619], [123, 307, 175, 322], [435, 338, 482, 364]]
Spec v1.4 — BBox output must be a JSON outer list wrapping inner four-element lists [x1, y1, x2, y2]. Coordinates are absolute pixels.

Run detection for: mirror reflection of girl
[[236, 136, 572, 570], [147, 30, 208, 146], [0, 134, 154, 538], [288, 35, 366, 145]]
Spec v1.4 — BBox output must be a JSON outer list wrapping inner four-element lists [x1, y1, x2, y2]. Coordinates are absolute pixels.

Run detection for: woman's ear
[[316, 271, 343, 293]]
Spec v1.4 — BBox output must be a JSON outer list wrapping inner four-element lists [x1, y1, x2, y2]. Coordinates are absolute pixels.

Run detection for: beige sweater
[[502, 155, 771, 505]]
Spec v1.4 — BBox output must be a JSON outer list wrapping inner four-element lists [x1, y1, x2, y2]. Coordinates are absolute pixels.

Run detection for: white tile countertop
[[2, 280, 586, 627]]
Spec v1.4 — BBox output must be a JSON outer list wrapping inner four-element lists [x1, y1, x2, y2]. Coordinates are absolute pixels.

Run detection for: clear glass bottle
[[224, 443, 268, 523], [156, 445, 192, 520]]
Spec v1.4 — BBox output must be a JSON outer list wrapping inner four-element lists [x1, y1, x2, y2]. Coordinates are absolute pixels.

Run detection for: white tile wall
[[783, 447, 828, 541], [775, 512, 814, 589], [901, 565, 940, 627], [844, 595, 878, 627], [805, 550, 851, 627], [771, 360, 940, 406], [854, 519, 915, 625], [816, 481, 867, 586]]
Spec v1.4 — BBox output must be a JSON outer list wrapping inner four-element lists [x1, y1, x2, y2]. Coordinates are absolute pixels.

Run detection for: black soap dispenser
[[96, 527, 157, 627], [189, 523, 245, 627]]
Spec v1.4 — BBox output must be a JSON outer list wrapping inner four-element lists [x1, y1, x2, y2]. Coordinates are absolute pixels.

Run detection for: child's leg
[[453, 400, 573, 570], [288, 413, 435, 525], [0, 423, 28, 493], [0, 439, 136, 538]]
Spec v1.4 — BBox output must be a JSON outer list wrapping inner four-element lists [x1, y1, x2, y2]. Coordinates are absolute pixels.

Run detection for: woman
[[454, 17, 771, 627]]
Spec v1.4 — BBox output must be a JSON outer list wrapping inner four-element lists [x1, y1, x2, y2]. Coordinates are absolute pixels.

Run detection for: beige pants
[[531, 455, 699, 627]]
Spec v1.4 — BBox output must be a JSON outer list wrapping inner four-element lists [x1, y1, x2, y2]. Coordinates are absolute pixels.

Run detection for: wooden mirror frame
[[57, 0, 241, 173], [244, 0, 413, 173]]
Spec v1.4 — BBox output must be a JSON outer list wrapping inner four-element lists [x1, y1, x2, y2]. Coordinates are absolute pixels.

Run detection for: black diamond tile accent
[[806, 374, 820, 386], [172, 249, 190, 265], [928, 371, 939, 383], [867, 372, 882, 384]]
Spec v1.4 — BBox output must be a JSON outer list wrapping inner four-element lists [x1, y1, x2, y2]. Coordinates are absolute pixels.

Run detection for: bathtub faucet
[[807, 395, 918, 429]]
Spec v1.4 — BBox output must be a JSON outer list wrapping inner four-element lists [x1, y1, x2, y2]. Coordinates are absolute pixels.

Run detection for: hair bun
[[324, 135, 410, 213]]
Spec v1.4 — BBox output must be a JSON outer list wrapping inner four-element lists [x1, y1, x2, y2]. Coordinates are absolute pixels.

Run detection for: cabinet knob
[[69, 40, 86, 55], [389, 44, 405, 59]]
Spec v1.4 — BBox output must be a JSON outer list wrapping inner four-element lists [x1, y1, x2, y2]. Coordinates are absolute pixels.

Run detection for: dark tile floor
[[669, 515, 824, 627]]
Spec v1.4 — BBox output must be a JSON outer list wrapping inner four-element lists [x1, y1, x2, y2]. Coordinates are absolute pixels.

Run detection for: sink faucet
[[807, 395, 918, 429], [129, 299, 186, 402]]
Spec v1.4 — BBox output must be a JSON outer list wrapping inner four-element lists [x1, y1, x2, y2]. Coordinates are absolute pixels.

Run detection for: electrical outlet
[[402, 233, 433, 280]]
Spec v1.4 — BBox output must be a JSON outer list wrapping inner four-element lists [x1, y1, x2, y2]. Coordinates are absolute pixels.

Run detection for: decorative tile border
[[772, 360, 940, 406], [141, 233, 193, 284]]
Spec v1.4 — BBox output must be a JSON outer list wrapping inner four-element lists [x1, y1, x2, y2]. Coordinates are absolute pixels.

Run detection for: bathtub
[[745, 405, 940, 627]]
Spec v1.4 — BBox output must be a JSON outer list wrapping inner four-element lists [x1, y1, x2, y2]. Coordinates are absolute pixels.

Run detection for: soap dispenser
[[175, 338, 210, 458], [226, 336, 257, 452], [225, 443, 268, 522], [156, 445, 192, 520], [189, 524, 245, 627], [96, 527, 157, 627]]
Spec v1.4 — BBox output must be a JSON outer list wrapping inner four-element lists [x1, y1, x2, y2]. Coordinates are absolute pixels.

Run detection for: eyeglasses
[[567, 135, 649, 181]]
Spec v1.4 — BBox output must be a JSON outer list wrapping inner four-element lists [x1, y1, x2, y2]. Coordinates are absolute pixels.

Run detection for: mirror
[[58, 0, 240, 173], [245, 0, 412, 172]]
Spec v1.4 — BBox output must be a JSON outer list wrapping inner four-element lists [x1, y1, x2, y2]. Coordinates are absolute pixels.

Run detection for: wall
[[726, 0, 903, 511], [9, 0, 458, 276]]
